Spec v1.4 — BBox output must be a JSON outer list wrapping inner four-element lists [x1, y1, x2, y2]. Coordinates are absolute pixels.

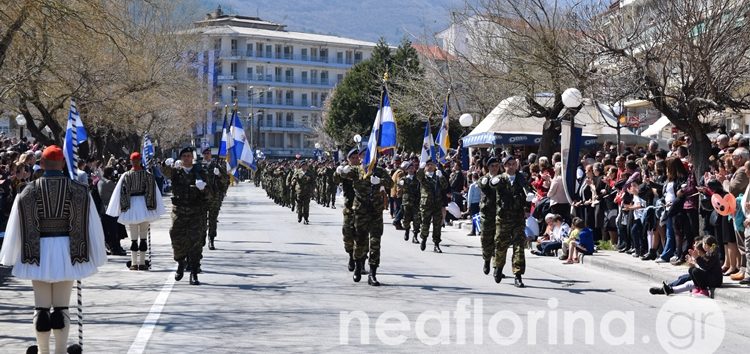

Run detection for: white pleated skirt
[[116, 196, 166, 225], [12, 236, 100, 282]]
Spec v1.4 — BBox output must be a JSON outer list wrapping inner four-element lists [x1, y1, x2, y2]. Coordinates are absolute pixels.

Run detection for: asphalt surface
[[1, 182, 748, 353]]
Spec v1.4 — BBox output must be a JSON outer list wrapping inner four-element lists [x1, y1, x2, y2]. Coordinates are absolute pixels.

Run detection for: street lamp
[[15, 114, 26, 138], [562, 88, 583, 108]]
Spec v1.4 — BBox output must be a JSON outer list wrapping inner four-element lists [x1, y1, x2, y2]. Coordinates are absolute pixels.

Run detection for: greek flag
[[472, 213, 482, 233], [229, 110, 256, 175], [142, 134, 154, 169], [217, 108, 229, 158], [363, 86, 397, 174], [434, 99, 450, 163], [63, 98, 88, 180], [420, 120, 436, 164]]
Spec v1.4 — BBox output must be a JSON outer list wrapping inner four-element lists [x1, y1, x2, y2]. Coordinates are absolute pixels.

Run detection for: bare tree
[[583, 0, 750, 174]]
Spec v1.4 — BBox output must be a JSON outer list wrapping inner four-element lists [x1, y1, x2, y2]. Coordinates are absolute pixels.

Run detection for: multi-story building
[[194, 6, 376, 158]]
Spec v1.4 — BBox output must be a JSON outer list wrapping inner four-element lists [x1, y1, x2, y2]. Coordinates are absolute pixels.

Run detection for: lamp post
[[15, 114, 26, 139], [458, 113, 473, 171], [612, 102, 624, 155]]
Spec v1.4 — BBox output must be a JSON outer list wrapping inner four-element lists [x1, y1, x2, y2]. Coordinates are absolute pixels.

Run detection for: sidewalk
[[452, 219, 750, 306]]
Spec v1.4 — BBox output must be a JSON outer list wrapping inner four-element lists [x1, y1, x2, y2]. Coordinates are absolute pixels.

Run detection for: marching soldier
[[325, 161, 337, 208], [170, 147, 210, 285], [398, 162, 421, 243], [416, 160, 449, 253], [490, 156, 529, 288], [292, 160, 315, 224], [202, 148, 230, 250], [0, 146, 107, 354], [340, 151, 392, 286], [479, 157, 500, 275], [336, 149, 360, 271]]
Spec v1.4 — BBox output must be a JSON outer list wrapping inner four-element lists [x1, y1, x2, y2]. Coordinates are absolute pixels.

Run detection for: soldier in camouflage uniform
[[253, 160, 262, 187], [170, 147, 210, 285], [416, 160, 449, 253], [202, 148, 230, 251], [326, 161, 338, 209], [340, 154, 392, 286], [490, 156, 528, 288], [479, 157, 501, 275], [398, 162, 421, 243], [286, 166, 296, 211], [292, 160, 315, 224], [335, 149, 360, 271]]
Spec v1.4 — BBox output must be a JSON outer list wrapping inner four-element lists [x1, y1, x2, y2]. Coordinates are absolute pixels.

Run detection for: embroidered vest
[[119, 169, 157, 211], [19, 176, 90, 265]]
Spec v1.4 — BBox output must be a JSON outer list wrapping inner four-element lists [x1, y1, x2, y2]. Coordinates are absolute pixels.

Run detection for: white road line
[[127, 274, 176, 354]]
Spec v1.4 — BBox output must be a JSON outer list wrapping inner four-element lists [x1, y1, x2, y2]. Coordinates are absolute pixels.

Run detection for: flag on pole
[[472, 213, 482, 233], [378, 87, 397, 149], [420, 120, 436, 164], [63, 98, 88, 180], [434, 97, 450, 163], [226, 109, 239, 175], [229, 110, 256, 175], [142, 133, 154, 169], [217, 108, 229, 158]]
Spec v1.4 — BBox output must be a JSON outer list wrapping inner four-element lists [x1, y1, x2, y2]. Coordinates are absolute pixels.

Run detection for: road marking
[[127, 274, 176, 354]]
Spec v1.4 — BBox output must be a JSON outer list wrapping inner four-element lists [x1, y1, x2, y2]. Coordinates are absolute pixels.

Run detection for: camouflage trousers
[[420, 206, 442, 244], [354, 207, 383, 267], [401, 203, 421, 232], [342, 207, 355, 254], [494, 216, 526, 275], [205, 199, 222, 241], [480, 213, 496, 261], [328, 187, 337, 206], [170, 206, 206, 269], [297, 196, 310, 220]]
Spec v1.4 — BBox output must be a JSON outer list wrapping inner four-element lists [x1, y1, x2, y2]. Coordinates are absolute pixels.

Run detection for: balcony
[[259, 121, 312, 132], [217, 74, 335, 89], [217, 50, 355, 69]]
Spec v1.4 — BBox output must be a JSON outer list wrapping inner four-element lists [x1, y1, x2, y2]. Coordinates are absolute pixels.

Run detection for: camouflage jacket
[[416, 168, 449, 208]]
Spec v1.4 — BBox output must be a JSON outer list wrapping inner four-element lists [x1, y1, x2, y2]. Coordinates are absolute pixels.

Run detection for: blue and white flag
[[378, 87, 397, 149], [419, 120, 436, 164], [142, 133, 154, 169], [229, 110, 256, 174], [434, 99, 450, 163], [217, 108, 229, 159], [63, 98, 88, 180], [472, 213, 482, 233]]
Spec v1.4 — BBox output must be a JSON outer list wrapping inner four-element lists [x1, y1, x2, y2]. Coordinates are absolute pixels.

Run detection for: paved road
[[1, 183, 748, 353]]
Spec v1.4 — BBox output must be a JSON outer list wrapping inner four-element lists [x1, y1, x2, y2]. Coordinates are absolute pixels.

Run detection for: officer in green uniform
[[325, 162, 337, 208], [335, 148, 360, 271], [340, 153, 392, 286], [202, 148, 230, 250], [170, 147, 210, 285], [416, 160, 449, 253], [292, 160, 315, 224], [479, 157, 500, 275], [398, 162, 421, 243], [490, 156, 529, 288]]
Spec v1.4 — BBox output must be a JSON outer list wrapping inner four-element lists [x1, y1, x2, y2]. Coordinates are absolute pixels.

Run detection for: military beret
[[487, 157, 499, 165], [502, 156, 515, 165], [179, 146, 194, 156], [202, 147, 211, 154], [347, 148, 359, 158]]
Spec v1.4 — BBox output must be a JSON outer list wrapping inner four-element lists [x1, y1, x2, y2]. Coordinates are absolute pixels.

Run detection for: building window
[[256, 42, 264, 57], [274, 67, 282, 82], [320, 48, 328, 62], [275, 44, 282, 59], [285, 68, 294, 83], [320, 93, 328, 104], [275, 91, 283, 105], [311, 48, 318, 61], [336, 52, 344, 64], [354, 51, 362, 63], [265, 45, 272, 58], [301, 71, 308, 84], [265, 115, 272, 127], [285, 91, 294, 106], [283, 45, 293, 59], [311, 70, 318, 84], [301, 93, 308, 106], [276, 112, 283, 127], [286, 113, 294, 128], [311, 92, 319, 107], [337, 74, 343, 84], [247, 88, 254, 103], [246, 67, 253, 79], [346, 51, 353, 64], [258, 91, 265, 104], [213, 39, 221, 51], [230, 39, 237, 56], [230, 89, 237, 102], [301, 48, 308, 60], [246, 43, 253, 56], [321, 71, 329, 85], [230, 62, 237, 77]]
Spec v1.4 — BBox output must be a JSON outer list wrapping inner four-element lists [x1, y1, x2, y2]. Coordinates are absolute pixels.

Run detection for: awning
[[640, 115, 671, 137], [462, 131, 598, 148]]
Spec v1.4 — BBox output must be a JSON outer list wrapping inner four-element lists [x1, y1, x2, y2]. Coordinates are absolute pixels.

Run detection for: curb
[[585, 252, 750, 307]]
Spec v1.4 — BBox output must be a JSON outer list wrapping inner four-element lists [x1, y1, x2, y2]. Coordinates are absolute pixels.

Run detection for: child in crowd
[[649, 236, 722, 296], [563, 217, 595, 264]]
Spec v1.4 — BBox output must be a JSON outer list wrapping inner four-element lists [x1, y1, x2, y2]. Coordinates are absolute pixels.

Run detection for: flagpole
[[366, 71, 388, 178]]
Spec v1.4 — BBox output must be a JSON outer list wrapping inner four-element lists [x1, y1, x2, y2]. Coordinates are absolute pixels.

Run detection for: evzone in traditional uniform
[[105, 152, 166, 270], [0, 146, 107, 354]]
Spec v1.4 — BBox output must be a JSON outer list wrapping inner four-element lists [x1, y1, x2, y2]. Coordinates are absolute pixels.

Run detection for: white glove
[[526, 192, 536, 202], [213, 167, 220, 176], [196, 180, 206, 190], [336, 166, 343, 175], [370, 175, 381, 185], [419, 162, 426, 169], [481, 177, 489, 186], [398, 180, 404, 186], [490, 176, 501, 186], [380, 186, 386, 192], [436, 170, 443, 178], [342, 166, 351, 174]]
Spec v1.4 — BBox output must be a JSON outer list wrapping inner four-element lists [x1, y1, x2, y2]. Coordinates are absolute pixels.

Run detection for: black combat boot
[[483, 260, 491, 275], [514, 273, 525, 288], [420, 237, 427, 251], [433, 243, 442, 253], [368, 265, 381, 286], [412, 230, 419, 244], [175, 259, 186, 281], [353, 257, 364, 282], [189, 271, 200, 285], [493, 267, 504, 284], [404, 229, 409, 241], [347, 252, 355, 272], [208, 237, 216, 250], [67, 344, 83, 354]]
